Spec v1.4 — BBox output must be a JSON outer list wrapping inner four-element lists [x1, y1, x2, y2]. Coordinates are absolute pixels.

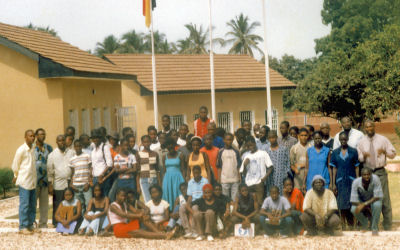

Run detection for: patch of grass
[[389, 172, 400, 220]]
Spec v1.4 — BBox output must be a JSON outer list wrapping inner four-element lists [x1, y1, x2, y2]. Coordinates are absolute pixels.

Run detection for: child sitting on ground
[[55, 187, 82, 235], [146, 185, 170, 231]]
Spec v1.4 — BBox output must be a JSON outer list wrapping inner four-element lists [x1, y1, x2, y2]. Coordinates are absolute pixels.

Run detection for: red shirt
[[194, 118, 213, 138], [200, 146, 219, 181]]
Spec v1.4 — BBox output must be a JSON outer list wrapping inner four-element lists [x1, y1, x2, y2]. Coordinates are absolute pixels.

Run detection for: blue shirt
[[187, 177, 208, 201], [34, 143, 53, 187], [201, 136, 225, 149]]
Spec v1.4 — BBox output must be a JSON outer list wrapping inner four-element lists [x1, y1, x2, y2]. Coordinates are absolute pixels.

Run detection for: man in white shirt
[[47, 134, 75, 226], [333, 117, 364, 150], [12, 130, 37, 234], [90, 129, 113, 196]]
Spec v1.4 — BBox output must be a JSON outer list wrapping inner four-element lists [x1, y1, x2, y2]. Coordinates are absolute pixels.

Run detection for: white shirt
[[146, 200, 169, 223], [47, 148, 75, 190], [11, 143, 36, 190], [240, 150, 273, 186], [333, 128, 364, 150], [177, 137, 187, 147], [91, 143, 113, 177], [140, 142, 160, 152]]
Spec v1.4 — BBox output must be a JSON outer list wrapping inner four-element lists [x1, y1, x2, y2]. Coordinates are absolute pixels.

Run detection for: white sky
[[0, 0, 330, 59]]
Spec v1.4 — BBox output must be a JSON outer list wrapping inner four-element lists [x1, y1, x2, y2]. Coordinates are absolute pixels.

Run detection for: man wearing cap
[[300, 175, 340, 236]]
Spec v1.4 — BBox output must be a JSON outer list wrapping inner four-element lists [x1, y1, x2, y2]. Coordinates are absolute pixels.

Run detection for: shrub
[[0, 168, 14, 198]]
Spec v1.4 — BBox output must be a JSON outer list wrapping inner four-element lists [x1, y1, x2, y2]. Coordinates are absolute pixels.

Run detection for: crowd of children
[[11, 106, 396, 239]]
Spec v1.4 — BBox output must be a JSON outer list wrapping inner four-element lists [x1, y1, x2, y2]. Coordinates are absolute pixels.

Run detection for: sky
[[0, 0, 330, 60]]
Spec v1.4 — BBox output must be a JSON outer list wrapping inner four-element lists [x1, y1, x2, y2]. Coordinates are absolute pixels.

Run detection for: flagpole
[[208, 0, 216, 121], [150, 0, 159, 129], [262, 0, 272, 127]]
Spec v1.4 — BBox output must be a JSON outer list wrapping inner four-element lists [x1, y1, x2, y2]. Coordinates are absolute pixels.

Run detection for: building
[[105, 54, 296, 136], [0, 22, 136, 166], [0, 22, 295, 166]]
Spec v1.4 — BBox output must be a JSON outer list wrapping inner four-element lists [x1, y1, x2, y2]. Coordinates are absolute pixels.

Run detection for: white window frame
[[265, 108, 279, 131], [239, 111, 253, 126], [103, 107, 111, 134], [170, 115, 184, 130], [81, 109, 91, 135], [93, 108, 101, 129], [68, 109, 79, 137], [217, 112, 231, 133]]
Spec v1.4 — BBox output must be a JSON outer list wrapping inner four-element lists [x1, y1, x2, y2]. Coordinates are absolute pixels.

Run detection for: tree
[[143, 31, 175, 54], [316, 0, 400, 56], [268, 55, 317, 111], [119, 30, 145, 53], [0, 168, 14, 198], [225, 13, 263, 57], [25, 23, 59, 38], [95, 35, 121, 57], [182, 23, 209, 54], [294, 24, 400, 126]]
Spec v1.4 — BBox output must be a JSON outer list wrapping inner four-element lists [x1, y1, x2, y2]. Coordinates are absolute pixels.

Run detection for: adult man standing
[[34, 128, 53, 228], [278, 121, 297, 150], [350, 168, 383, 235], [300, 175, 340, 236], [194, 106, 213, 138], [320, 122, 334, 150], [357, 120, 396, 230], [333, 117, 364, 150], [12, 130, 37, 234], [47, 135, 75, 226]]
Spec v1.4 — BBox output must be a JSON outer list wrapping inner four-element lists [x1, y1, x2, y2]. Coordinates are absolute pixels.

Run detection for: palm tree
[[119, 30, 145, 53], [25, 23, 59, 38], [95, 35, 121, 57], [183, 23, 208, 54], [225, 13, 263, 57], [143, 31, 175, 54], [176, 38, 192, 54]]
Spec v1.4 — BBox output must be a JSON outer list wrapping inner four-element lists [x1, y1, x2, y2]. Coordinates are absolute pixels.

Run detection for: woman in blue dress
[[330, 131, 359, 229], [304, 131, 330, 192], [162, 137, 185, 211]]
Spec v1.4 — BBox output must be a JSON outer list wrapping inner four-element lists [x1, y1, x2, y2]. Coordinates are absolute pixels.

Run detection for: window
[[171, 115, 184, 130], [82, 109, 91, 135], [68, 110, 79, 137], [265, 108, 278, 130], [93, 108, 101, 129], [239, 111, 253, 125], [117, 106, 137, 135], [218, 112, 231, 133], [103, 107, 111, 134]]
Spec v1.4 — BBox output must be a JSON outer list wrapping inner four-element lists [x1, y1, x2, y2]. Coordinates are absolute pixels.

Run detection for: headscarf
[[202, 183, 213, 192], [311, 175, 325, 186]]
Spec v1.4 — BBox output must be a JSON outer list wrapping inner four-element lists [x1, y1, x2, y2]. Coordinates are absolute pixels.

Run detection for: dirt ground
[[0, 232, 399, 250]]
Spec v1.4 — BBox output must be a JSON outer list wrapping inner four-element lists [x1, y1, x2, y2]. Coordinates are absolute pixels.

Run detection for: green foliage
[[95, 35, 121, 57], [268, 55, 317, 111], [224, 13, 263, 57], [0, 168, 14, 198], [295, 24, 400, 126], [25, 23, 59, 38]]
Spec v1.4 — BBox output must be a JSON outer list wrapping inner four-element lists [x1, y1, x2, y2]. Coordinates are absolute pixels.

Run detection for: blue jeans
[[140, 177, 158, 203], [93, 176, 112, 197], [19, 187, 36, 230], [351, 200, 382, 231], [74, 185, 92, 213], [259, 215, 293, 236]]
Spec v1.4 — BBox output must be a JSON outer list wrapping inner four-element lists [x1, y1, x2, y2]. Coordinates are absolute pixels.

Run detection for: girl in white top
[[109, 188, 176, 239], [146, 185, 170, 231]]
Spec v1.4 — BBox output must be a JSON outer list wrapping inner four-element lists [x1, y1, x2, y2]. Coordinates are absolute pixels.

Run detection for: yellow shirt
[[12, 143, 36, 190]]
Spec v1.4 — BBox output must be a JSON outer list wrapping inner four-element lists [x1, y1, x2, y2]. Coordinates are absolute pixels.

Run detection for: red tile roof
[[0, 22, 131, 76], [105, 54, 296, 92]]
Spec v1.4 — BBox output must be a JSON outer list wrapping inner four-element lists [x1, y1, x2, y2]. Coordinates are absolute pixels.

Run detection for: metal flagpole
[[208, 0, 216, 121], [262, 0, 272, 127], [150, 0, 159, 129]]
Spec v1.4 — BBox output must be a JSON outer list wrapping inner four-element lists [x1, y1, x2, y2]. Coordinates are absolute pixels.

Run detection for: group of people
[[11, 105, 396, 240]]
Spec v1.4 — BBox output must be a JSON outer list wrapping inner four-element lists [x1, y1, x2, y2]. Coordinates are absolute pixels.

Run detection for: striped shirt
[[114, 153, 137, 179], [138, 150, 159, 178], [69, 153, 91, 186]]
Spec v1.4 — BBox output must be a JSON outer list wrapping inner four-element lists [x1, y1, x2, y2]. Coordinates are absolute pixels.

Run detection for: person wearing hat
[[190, 184, 226, 241], [300, 175, 340, 236]]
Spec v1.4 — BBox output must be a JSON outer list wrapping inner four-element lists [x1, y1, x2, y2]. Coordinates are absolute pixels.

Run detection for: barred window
[[218, 112, 231, 133]]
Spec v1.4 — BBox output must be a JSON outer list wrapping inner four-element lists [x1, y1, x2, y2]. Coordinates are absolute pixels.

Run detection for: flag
[[143, 0, 156, 28]]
